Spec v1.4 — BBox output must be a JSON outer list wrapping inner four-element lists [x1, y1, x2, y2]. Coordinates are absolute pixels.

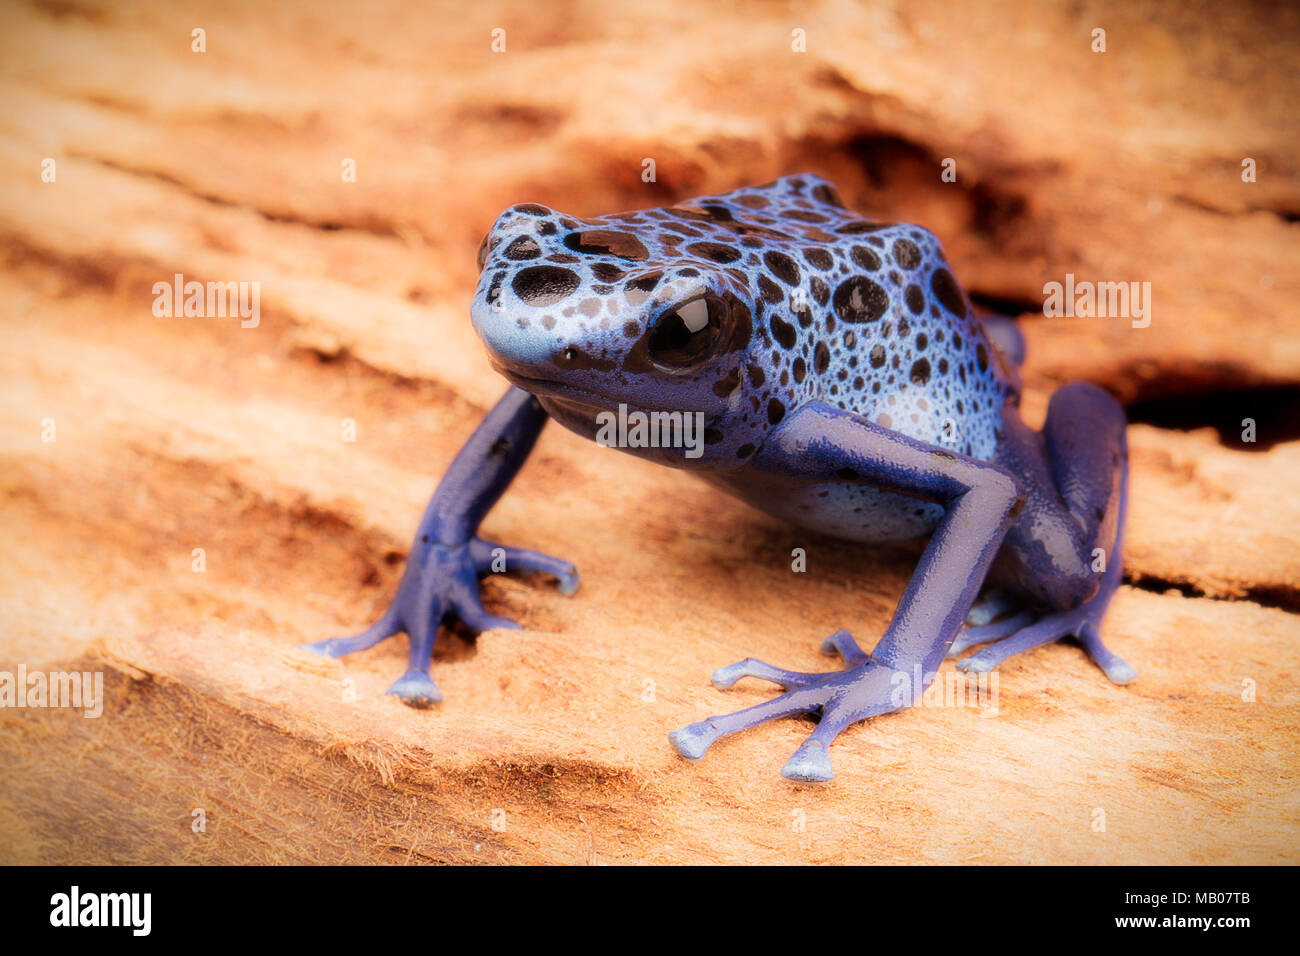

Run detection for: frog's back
[[680, 175, 1018, 462], [674, 176, 1019, 542]]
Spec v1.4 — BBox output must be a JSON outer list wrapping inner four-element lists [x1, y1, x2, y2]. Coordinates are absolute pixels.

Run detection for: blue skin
[[304, 174, 1133, 782]]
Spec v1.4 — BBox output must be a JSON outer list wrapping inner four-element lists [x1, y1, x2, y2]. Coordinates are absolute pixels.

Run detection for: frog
[[303, 174, 1133, 782]]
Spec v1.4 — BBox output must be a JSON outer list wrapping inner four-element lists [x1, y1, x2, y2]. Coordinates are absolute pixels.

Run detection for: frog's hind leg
[[953, 384, 1135, 684]]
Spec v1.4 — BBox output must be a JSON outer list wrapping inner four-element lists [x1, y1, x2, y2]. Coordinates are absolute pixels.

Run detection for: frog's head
[[471, 203, 763, 468]]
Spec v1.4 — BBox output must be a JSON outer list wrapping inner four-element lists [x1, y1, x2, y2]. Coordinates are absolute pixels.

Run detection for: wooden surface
[[0, 0, 1297, 864]]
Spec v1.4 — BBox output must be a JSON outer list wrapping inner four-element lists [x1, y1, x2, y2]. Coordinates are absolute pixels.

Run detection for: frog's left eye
[[476, 234, 490, 269], [648, 297, 728, 370]]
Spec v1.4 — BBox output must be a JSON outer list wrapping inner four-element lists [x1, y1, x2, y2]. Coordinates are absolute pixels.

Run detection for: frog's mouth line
[[492, 363, 707, 419], [492, 366, 611, 412]]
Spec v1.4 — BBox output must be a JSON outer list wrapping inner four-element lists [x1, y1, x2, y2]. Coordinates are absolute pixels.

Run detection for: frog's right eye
[[647, 296, 727, 370]]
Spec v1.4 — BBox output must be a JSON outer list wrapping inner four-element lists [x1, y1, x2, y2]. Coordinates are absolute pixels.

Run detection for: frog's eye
[[647, 297, 727, 370], [476, 234, 490, 269]]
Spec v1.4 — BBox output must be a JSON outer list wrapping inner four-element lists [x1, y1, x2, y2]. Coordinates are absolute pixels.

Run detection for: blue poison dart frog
[[303, 175, 1133, 782]]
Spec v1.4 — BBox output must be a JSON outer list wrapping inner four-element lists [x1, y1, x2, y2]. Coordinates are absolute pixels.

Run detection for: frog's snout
[[471, 287, 565, 369], [472, 206, 588, 368]]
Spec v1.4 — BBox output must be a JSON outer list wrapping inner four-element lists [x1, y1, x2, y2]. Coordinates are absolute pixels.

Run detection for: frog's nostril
[[554, 345, 616, 372]]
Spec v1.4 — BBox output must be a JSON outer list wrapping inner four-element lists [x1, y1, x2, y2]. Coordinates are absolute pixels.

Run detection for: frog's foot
[[670, 632, 899, 783], [952, 593, 1135, 685], [301, 536, 577, 706]]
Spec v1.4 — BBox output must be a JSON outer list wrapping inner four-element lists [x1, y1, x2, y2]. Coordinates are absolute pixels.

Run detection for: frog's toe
[[711, 658, 822, 690], [471, 540, 579, 595], [1079, 623, 1137, 685], [668, 721, 722, 760], [956, 615, 1067, 673], [456, 603, 522, 634], [964, 589, 1017, 627], [782, 740, 835, 783], [301, 613, 401, 659], [819, 629, 870, 665], [669, 687, 826, 763], [947, 610, 1035, 657], [386, 668, 443, 707], [446, 575, 521, 633]]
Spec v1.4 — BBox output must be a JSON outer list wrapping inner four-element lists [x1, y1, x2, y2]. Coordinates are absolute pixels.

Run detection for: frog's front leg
[[669, 402, 1024, 781], [302, 387, 577, 705]]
